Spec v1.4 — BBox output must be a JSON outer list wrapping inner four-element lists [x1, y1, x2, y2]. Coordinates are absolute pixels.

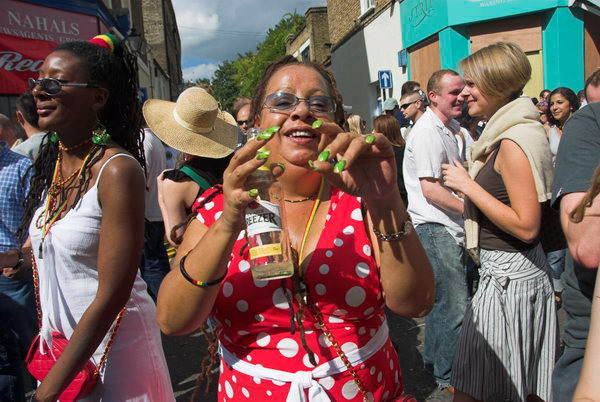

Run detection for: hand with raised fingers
[[441, 158, 472, 195], [308, 121, 397, 202], [220, 127, 284, 230]]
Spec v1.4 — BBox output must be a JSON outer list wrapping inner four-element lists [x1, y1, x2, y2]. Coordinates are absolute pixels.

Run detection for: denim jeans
[[0, 276, 37, 402], [140, 221, 171, 299], [546, 248, 566, 293], [0, 276, 37, 355], [415, 223, 468, 387]]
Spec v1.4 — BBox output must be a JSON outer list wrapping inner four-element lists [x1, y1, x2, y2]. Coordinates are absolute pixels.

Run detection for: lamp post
[[128, 27, 147, 55]]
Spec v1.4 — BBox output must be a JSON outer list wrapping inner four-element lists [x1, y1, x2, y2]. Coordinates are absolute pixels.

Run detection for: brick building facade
[[324, 0, 408, 128], [140, 0, 182, 100], [286, 7, 330, 64]]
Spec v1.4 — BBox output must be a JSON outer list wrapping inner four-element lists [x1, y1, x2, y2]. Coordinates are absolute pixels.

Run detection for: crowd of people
[[0, 34, 599, 402]]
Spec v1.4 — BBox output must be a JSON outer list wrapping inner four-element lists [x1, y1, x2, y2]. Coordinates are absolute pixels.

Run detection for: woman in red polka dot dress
[[157, 57, 434, 401]]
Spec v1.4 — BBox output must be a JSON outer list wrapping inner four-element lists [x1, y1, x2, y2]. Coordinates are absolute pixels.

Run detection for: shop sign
[[0, 33, 56, 94], [0, 0, 98, 43], [401, 0, 562, 48]]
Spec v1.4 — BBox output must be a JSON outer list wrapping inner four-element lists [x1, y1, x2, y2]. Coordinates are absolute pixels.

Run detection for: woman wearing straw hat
[[144, 87, 238, 247]]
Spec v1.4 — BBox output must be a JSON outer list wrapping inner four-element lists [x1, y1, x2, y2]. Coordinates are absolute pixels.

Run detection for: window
[[360, 0, 375, 15], [300, 45, 311, 62]]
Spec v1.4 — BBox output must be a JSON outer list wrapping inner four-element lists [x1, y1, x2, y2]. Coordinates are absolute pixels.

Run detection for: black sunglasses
[[400, 100, 419, 110], [237, 119, 251, 126], [28, 77, 100, 96]]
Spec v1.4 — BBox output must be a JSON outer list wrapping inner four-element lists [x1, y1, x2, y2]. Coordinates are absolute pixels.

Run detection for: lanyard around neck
[[298, 179, 325, 275]]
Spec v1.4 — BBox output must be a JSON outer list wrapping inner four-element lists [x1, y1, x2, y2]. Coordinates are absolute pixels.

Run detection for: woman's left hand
[[309, 123, 398, 201], [441, 158, 472, 195]]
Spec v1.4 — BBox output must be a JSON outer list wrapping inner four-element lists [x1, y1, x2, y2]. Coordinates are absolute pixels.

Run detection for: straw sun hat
[[143, 87, 238, 158]]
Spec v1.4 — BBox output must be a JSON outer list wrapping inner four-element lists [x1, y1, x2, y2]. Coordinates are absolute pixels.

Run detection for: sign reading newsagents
[[378, 70, 392, 89]]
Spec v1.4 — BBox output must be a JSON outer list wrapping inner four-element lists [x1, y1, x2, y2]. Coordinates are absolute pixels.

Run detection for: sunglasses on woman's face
[[263, 92, 337, 115], [28, 77, 100, 96]]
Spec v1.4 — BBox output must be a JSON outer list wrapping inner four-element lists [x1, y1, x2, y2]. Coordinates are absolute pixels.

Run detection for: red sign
[[0, 33, 56, 94], [0, 0, 99, 43]]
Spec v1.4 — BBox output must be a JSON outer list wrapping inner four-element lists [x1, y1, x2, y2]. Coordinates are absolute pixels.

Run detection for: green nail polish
[[333, 159, 347, 174], [317, 149, 331, 162], [365, 135, 376, 144], [272, 162, 285, 171], [257, 132, 273, 141], [307, 160, 318, 171], [264, 126, 280, 134], [312, 120, 323, 129], [248, 189, 259, 198], [256, 150, 271, 160]]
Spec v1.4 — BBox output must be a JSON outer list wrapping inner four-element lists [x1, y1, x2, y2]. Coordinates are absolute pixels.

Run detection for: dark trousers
[[552, 345, 583, 402], [140, 221, 171, 299]]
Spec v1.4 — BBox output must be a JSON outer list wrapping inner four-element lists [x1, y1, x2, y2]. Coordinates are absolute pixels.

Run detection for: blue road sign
[[378, 70, 392, 89]]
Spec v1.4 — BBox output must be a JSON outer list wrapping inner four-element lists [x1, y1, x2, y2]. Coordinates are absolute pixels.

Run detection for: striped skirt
[[451, 245, 558, 401]]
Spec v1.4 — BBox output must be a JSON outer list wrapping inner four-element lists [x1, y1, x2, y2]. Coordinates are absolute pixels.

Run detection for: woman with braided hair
[[157, 56, 433, 401], [10, 35, 174, 401]]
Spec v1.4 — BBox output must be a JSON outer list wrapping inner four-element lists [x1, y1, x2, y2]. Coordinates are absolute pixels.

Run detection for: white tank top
[[29, 153, 174, 400], [548, 125, 561, 165]]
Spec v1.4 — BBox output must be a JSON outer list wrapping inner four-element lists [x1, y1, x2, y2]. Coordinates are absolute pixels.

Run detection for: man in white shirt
[[402, 69, 468, 392], [141, 128, 170, 299]]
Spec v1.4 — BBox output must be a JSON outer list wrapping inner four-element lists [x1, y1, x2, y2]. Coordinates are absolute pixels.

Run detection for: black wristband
[[179, 253, 227, 287]]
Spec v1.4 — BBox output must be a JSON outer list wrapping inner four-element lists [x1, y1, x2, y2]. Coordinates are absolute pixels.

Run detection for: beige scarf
[[464, 97, 553, 260]]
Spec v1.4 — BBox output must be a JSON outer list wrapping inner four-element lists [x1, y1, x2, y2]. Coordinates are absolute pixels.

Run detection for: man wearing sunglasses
[[399, 90, 426, 140], [233, 97, 252, 149]]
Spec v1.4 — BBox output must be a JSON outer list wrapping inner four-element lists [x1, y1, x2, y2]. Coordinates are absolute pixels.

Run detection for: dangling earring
[[49, 132, 59, 143], [92, 121, 111, 146]]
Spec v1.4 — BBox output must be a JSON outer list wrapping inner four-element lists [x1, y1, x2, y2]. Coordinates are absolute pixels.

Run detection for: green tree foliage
[[211, 60, 240, 113], [233, 13, 305, 98], [182, 77, 211, 91], [204, 12, 304, 114]]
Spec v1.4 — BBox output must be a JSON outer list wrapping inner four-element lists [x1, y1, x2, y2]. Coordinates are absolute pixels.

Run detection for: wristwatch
[[372, 217, 414, 241]]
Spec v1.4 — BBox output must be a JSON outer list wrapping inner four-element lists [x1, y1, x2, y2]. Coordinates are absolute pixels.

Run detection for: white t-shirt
[[403, 108, 465, 244], [143, 128, 167, 222]]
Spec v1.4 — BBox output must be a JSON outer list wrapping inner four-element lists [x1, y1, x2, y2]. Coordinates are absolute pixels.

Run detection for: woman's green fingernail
[[256, 150, 271, 160], [333, 159, 347, 174], [317, 149, 331, 162], [307, 160, 318, 171], [264, 126, 280, 134], [257, 131, 273, 141], [365, 135, 376, 144], [248, 189, 259, 198], [312, 120, 323, 129], [272, 162, 285, 171]]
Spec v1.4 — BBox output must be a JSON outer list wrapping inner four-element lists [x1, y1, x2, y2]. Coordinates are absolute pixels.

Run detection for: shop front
[[0, 0, 122, 116], [400, 0, 600, 97]]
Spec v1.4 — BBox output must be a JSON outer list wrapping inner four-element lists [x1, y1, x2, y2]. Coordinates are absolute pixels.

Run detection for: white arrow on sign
[[381, 72, 391, 88]]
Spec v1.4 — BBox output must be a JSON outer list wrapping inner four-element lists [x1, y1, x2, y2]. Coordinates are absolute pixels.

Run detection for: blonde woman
[[441, 42, 557, 401], [347, 113, 365, 134]]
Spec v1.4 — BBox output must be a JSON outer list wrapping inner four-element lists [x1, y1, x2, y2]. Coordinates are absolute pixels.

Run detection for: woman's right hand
[[220, 128, 278, 230]]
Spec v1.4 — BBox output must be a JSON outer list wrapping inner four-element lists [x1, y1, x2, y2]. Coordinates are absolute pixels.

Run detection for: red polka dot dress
[[193, 186, 404, 401]]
